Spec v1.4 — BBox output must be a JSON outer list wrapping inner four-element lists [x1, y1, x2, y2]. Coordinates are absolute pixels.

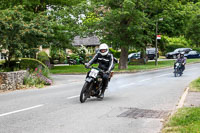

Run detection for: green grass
[[163, 107, 200, 133], [0, 60, 5, 65], [50, 59, 200, 74], [189, 78, 200, 92], [50, 64, 90, 74]]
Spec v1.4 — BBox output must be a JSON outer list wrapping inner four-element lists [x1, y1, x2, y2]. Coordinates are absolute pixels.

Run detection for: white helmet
[[99, 43, 109, 56]]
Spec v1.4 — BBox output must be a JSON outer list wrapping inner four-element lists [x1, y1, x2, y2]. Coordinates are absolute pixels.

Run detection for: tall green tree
[[47, 4, 84, 50], [158, 2, 199, 37], [186, 14, 200, 47], [82, 0, 165, 69], [0, 0, 85, 12], [0, 6, 51, 66]]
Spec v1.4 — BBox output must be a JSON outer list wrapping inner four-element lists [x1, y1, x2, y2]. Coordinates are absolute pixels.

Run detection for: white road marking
[[119, 73, 171, 88], [67, 95, 79, 99], [119, 83, 136, 88], [154, 73, 171, 78], [138, 78, 152, 82], [0, 104, 43, 117]]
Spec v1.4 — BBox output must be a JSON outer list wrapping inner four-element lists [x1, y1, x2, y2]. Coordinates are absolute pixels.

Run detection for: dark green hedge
[[6, 58, 48, 71], [193, 48, 200, 53], [165, 44, 186, 53], [20, 58, 48, 70], [109, 48, 137, 58], [37, 51, 50, 64]]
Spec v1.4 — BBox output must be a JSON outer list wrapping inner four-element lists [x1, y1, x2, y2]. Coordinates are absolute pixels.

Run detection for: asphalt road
[[1, 63, 200, 133]]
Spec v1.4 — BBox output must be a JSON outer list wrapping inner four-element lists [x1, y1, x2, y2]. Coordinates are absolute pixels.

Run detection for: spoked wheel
[[80, 82, 93, 103], [97, 84, 105, 100]]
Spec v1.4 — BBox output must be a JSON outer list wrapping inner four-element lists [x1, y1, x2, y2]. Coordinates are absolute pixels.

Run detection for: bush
[[19, 58, 48, 71], [50, 48, 67, 64], [70, 53, 79, 60], [24, 67, 52, 88], [193, 48, 200, 53], [165, 44, 186, 53], [128, 50, 138, 54], [110, 48, 138, 58], [37, 51, 49, 64], [161, 36, 191, 55], [37, 51, 52, 68], [109, 48, 121, 58]]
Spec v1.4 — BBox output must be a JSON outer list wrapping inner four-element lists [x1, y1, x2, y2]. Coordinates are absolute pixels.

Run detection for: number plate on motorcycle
[[89, 69, 99, 78]]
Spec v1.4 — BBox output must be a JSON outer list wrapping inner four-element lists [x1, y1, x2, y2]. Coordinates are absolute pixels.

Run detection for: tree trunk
[[141, 47, 148, 64], [19, 0, 23, 4], [118, 46, 129, 69]]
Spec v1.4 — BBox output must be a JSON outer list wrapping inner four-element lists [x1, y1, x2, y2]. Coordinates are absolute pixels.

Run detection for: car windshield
[[174, 48, 191, 53], [189, 51, 197, 54], [174, 49, 182, 52]]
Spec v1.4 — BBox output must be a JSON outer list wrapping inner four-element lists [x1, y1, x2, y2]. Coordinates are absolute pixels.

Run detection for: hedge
[[37, 51, 49, 64], [165, 44, 186, 53], [19, 58, 48, 70], [109, 48, 137, 58]]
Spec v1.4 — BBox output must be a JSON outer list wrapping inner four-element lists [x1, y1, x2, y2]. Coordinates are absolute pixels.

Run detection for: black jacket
[[88, 52, 114, 72]]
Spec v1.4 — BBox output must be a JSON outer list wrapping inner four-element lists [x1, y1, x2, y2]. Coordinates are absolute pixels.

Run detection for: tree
[[81, 0, 164, 69], [0, 6, 51, 66], [47, 5, 84, 50], [0, 0, 86, 12], [158, 2, 199, 37], [186, 14, 200, 47]]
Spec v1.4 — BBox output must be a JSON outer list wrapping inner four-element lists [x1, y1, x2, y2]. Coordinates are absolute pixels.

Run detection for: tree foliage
[[186, 14, 200, 47], [80, 0, 200, 69], [0, 6, 51, 66], [0, 0, 86, 12], [81, 0, 164, 69]]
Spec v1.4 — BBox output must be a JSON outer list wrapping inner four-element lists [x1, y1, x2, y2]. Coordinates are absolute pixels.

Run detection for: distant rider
[[85, 43, 115, 98], [174, 52, 187, 72]]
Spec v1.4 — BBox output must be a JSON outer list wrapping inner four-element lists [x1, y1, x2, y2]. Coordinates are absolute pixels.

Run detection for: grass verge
[[189, 78, 200, 92], [50, 59, 200, 74], [162, 107, 200, 133]]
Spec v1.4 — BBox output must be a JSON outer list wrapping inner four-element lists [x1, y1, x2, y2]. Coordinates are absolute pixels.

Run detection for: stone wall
[[0, 71, 27, 91]]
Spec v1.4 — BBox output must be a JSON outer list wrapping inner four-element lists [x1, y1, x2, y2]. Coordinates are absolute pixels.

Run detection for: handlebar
[[84, 65, 106, 73]]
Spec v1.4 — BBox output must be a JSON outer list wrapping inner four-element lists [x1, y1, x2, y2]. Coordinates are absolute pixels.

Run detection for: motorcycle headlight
[[98, 78, 102, 82]]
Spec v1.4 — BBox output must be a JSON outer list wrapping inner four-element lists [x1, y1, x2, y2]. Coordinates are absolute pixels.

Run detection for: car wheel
[[173, 55, 177, 59]]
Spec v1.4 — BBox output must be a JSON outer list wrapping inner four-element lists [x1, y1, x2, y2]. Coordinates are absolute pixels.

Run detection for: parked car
[[128, 52, 141, 62], [165, 48, 192, 59], [128, 48, 159, 61], [184, 50, 200, 59], [146, 48, 159, 60]]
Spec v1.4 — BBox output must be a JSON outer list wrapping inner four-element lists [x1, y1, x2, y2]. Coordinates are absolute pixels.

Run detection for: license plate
[[89, 69, 99, 78]]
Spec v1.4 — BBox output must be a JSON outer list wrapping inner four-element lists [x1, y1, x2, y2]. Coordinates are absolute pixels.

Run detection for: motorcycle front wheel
[[80, 81, 93, 103]]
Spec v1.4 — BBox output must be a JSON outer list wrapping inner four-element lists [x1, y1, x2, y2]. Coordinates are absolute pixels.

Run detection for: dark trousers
[[102, 73, 109, 90]]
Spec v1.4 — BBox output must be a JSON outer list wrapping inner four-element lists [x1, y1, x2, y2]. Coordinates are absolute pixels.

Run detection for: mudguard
[[85, 77, 93, 82]]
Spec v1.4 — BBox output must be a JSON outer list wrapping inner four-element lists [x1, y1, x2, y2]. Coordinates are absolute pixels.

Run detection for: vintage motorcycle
[[80, 67, 112, 103], [174, 61, 183, 77]]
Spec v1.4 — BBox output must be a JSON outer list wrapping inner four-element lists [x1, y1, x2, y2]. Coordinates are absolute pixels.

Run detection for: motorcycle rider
[[174, 52, 187, 72], [85, 43, 114, 98]]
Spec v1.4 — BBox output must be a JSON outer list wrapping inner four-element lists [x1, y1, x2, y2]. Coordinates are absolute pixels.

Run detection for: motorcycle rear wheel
[[80, 82, 93, 103], [174, 69, 177, 77]]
